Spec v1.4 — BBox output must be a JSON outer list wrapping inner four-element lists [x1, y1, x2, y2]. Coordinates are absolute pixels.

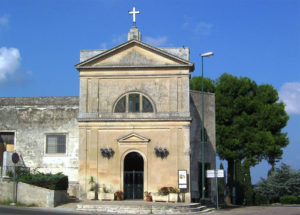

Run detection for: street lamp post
[[200, 51, 214, 202]]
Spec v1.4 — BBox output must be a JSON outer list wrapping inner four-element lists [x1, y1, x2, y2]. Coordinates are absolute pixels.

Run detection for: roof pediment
[[75, 40, 194, 70], [118, 132, 150, 143]]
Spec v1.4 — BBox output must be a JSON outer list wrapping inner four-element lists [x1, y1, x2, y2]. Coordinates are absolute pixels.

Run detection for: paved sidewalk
[[56, 200, 300, 215], [56, 199, 199, 209]]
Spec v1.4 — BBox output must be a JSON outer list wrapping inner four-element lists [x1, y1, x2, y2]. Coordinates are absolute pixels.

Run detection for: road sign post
[[206, 169, 224, 210], [11, 152, 19, 205]]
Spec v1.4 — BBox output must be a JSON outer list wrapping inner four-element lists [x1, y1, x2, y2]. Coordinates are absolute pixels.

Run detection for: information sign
[[206, 170, 215, 178], [216, 169, 224, 178], [178, 170, 187, 189]]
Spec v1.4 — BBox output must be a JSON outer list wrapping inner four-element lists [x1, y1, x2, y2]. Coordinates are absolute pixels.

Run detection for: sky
[[0, 0, 299, 184]]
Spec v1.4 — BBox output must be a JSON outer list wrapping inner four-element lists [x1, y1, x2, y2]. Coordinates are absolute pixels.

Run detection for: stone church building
[[0, 26, 216, 202]]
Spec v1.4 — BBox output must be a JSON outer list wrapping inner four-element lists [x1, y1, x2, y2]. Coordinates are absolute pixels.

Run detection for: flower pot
[[99, 193, 114, 201], [87, 191, 97, 200], [152, 194, 168, 202], [146, 196, 152, 202], [168, 193, 178, 202]]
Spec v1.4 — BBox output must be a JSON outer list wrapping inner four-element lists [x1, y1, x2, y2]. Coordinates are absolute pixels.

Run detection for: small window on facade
[[129, 94, 140, 113], [114, 96, 126, 113], [0, 132, 15, 165], [142, 96, 154, 112], [0, 132, 14, 145], [46, 135, 66, 154]]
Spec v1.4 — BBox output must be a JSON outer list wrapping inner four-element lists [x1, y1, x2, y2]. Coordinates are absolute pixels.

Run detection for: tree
[[190, 73, 289, 205], [190, 76, 216, 93], [218, 163, 226, 204], [233, 160, 253, 205], [235, 160, 244, 205], [243, 165, 253, 205], [216, 73, 289, 205], [254, 163, 300, 203]]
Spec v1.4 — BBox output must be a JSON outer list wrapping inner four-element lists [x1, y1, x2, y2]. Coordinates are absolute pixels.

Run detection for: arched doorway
[[124, 152, 144, 200]]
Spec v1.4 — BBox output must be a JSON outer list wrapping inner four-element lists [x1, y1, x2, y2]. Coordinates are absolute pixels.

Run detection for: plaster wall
[[190, 91, 217, 200], [78, 121, 191, 200], [79, 73, 190, 119], [0, 97, 79, 182]]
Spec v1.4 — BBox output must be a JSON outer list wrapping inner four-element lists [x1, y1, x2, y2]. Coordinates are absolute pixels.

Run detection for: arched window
[[114, 93, 154, 113]]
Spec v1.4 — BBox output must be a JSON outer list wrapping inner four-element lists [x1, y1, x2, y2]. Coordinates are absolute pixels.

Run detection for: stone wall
[[0, 97, 79, 182]]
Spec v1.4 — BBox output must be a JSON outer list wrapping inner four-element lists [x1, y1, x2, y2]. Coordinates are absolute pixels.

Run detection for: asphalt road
[[1, 205, 300, 215], [0, 206, 89, 215], [211, 205, 300, 215]]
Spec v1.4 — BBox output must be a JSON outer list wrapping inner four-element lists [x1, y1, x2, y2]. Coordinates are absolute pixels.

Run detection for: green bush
[[254, 192, 269, 205], [280, 195, 300, 204], [158, 187, 169, 195], [158, 187, 180, 195], [18, 172, 68, 190]]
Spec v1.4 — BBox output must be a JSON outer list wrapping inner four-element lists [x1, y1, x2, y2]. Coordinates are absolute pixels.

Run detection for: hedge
[[280, 195, 300, 204], [17, 172, 68, 190]]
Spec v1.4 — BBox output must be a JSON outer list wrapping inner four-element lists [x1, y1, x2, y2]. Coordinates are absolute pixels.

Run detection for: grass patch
[[0, 199, 37, 207]]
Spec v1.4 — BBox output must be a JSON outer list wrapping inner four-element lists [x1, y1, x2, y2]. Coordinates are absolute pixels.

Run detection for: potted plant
[[168, 187, 180, 202], [152, 187, 169, 202], [115, 190, 123, 200], [152, 187, 180, 202], [99, 184, 114, 201], [144, 191, 152, 202], [87, 176, 98, 200]]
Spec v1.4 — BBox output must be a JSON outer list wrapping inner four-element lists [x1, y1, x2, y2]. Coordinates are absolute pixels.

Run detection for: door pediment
[[118, 133, 150, 143]]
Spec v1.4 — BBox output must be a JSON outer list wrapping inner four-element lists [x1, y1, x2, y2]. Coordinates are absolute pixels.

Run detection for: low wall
[[0, 180, 13, 201], [0, 181, 67, 207], [68, 181, 79, 198]]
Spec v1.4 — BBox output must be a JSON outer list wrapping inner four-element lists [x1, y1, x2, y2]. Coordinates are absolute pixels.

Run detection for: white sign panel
[[216, 170, 224, 178], [206, 169, 225, 178], [206, 170, 215, 178], [178, 170, 187, 189]]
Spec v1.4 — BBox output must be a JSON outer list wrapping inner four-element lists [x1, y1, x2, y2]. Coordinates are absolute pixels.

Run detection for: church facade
[[0, 26, 216, 202]]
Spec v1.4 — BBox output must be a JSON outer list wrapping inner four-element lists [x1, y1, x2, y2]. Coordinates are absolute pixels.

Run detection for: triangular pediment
[[75, 40, 194, 69], [118, 132, 150, 143]]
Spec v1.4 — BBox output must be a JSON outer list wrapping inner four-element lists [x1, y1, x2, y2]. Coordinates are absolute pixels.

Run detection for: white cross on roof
[[129, 7, 140, 25]]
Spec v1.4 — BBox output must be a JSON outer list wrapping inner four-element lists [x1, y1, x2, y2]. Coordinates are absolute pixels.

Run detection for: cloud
[[0, 47, 32, 87], [112, 34, 127, 45], [0, 15, 9, 27], [182, 15, 213, 36], [144, 36, 168, 46], [0, 47, 21, 80], [100, 42, 107, 49], [279, 82, 300, 114], [193, 22, 213, 36], [182, 15, 192, 29]]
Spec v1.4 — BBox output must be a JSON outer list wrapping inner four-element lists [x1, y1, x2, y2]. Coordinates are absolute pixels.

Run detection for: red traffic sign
[[12, 152, 19, 164]]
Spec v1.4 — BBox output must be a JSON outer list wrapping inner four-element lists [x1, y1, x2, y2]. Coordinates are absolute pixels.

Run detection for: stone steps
[[76, 202, 215, 214]]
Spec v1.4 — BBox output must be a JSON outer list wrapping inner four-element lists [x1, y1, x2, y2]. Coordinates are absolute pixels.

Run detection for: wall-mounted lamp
[[154, 147, 169, 159], [100, 147, 115, 158]]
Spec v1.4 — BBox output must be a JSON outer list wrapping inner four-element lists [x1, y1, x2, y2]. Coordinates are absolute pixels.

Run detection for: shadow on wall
[[189, 92, 216, 203]]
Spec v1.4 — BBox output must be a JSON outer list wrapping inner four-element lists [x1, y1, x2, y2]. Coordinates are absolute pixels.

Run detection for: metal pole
[[216, 170, 219, 210], [201, 56, 205, 201], [12, 164, 16, 205]]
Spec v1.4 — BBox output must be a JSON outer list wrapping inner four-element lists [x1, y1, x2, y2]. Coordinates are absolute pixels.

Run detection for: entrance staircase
[[76, 201, 215, 214]]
